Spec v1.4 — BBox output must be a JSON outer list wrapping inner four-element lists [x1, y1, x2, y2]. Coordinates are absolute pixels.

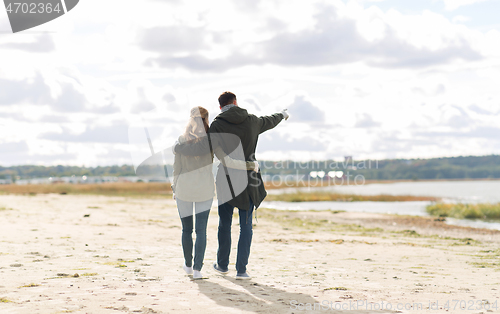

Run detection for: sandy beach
[[1, 193, 499, 314]]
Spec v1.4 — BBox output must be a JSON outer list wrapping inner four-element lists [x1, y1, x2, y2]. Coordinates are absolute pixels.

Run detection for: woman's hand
[[172, 140, 180, 154], [252, 161, 260, 172]]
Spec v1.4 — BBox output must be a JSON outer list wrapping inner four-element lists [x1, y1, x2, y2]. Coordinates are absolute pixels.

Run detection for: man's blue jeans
[[217, 198, 254, 274], [176, 198, 213, 271]]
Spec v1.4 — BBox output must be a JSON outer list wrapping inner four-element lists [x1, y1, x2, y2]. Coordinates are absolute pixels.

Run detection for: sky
[[1, 0, 500, 167]]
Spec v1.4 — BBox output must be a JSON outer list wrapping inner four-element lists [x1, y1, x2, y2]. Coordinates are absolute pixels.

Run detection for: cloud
[[442, 0, 491, 11], [243, 98, 261, 112], [0, 152, 79, 166], [91, 104, 121, 114], [468, 104, 495, 115], [0, 141, 29, 153], [144, 53, 252, 72], [355, 113, 381, 128], [365, 37, 481, 68], [412, 84, 446, 96], [130, 86, 156, 114], [452, 15, 470, 23], [93, 147, 133, 161], [288, 95, 325, 122], [0, 112, 70, 123], [1, 0, 499, 164], [233, 0, 263, 11], [52, 83, 88, 112], [40, 124, 129, 144], [141, 3, 482, 72], [440, 105, 473, 128], [0, 111, 33, 122], [389, 127, 500, 158], [417, 126, 500, 140], [138, 26, 208, 53], [461, 126, 500, 139], [0, 73, 51, 106], [0, 73, 89, 112], [257, 132, 327, 152], [39, 115, 71, 123], [2, 34, 55, 53]]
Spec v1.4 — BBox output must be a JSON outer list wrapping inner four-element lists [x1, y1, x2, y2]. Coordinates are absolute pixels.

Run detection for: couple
[[171, 91, 289, 280]]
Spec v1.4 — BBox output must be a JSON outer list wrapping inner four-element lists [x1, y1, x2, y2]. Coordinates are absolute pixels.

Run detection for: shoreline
[[264, 177, 500, 189], [1, 194, 499, 313]]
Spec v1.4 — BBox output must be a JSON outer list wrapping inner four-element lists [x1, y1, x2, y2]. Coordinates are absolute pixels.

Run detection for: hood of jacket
[[216, 106, 248, 124]]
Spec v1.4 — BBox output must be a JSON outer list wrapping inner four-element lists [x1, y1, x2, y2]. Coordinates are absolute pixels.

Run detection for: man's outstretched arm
[[258, 110, 289, 134]]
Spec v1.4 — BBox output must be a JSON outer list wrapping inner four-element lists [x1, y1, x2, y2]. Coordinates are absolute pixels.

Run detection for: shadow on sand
[[195, 276, 396, 313]]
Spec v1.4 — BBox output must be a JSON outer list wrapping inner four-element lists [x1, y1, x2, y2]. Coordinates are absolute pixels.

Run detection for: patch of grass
[[18, 283, 40, 288], [0, 182, 172, 197], [55, 273, 80, 278], [449, 237, 481, 246], [271, 238, 344, 244], [258, 208, 484, 246], [81, 273, 98, 277], [0, 298, 12, 303], [427, 234, 482, 245], [263, 179, 454, 190], [479, 249, 500, 256], [266, 192, 438, 202], [329, 210, 345, 214], [328, 239, 345, 244], [468, 249, 500, 269], [394, 242, 432, 247], [468, 261, 500, 269], [257, 208, 384, 234], [396, 230, 421, 237], [426, 203, 500, 220], [102, 260, 134, 268], [303, 209, 346, 214], [324, 287, 348, 291]]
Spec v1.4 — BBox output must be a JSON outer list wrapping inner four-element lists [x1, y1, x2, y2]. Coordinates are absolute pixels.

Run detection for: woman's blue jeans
[[176, 198, 213, 271]]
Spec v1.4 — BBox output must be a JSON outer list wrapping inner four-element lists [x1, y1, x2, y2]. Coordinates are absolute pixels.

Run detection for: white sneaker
[[183, 264, 193, 276], [193, 270, 203, 279]]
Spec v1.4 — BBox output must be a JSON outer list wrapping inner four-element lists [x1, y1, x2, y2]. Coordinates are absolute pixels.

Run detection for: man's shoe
[[193, 270, 203, 280], [183, 264, 193, 276], [235, 272, 251, 280], [213, 262, 229, 275]]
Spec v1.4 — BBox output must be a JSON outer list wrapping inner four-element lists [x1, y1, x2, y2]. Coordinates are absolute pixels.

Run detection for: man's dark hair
[[218, 91, 236, 107]]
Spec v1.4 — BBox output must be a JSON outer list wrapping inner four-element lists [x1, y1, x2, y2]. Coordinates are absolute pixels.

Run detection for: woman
[[172, 106, 256, 279]]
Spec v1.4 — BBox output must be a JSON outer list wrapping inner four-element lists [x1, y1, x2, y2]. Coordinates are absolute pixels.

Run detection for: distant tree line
[[259, 155, 500, 180], [0, 165, 136, 180], [1, 155, 500, 181], [349, 155, 500, 180]]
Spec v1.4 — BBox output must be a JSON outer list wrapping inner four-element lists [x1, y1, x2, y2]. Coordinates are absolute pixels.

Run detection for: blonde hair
[[183, 106, 209, 141]]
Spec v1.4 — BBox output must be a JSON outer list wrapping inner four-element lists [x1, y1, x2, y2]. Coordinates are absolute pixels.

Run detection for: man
[[174, 91, 289, 279]]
